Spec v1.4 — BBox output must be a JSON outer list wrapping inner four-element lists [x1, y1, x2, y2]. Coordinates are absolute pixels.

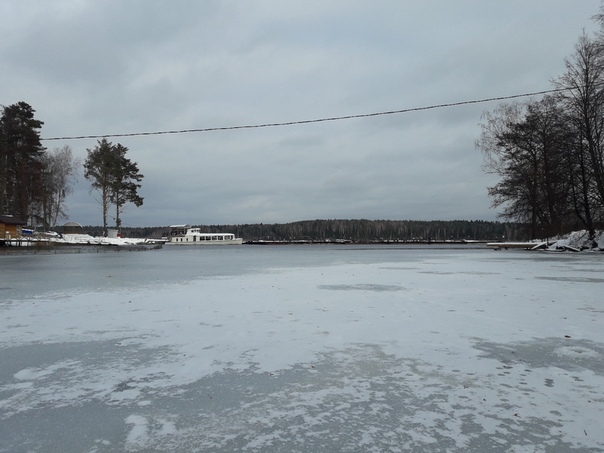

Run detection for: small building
[[0, 215, 27, 241], [62, 221, 84, 235]]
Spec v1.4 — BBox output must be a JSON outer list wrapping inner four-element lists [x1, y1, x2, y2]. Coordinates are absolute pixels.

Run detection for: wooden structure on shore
[[0, 215, 27, 245], [487, 242, 547, 250]]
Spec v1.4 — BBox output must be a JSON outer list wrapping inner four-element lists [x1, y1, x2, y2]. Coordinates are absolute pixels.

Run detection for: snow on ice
[[0, 245, 603, 452]]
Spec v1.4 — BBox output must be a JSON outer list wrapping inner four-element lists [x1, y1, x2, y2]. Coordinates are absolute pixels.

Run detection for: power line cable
[[39, 87, 567, 142]]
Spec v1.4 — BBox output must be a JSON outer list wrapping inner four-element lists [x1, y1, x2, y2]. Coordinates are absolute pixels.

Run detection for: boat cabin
[[168, 224, 242, 245], [172, 229, 238, 243], [169, 224, 191, 237]]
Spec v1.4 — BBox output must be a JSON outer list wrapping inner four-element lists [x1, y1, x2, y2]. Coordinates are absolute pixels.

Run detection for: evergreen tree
[[84, 139, 144, 233], [0, 102, 45, 222], [110, 143, 144, 229], [84, 139, 115, 234]]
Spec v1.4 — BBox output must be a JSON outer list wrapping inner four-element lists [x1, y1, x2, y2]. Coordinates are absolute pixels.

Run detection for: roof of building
[[0, 215, 27, 225], [63, 221, 83, 228]]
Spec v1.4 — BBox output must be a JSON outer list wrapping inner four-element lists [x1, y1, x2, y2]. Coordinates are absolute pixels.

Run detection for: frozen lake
[[1, 244, 603, 452]]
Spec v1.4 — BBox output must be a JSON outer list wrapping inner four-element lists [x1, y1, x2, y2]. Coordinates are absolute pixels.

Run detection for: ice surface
[[0, 246, 603, 452]]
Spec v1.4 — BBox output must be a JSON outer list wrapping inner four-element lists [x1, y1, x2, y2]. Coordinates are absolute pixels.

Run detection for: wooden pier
[[486, 242, 547, 250]]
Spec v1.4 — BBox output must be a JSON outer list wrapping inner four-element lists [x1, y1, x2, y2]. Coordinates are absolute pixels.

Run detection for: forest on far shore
[[73, 219, 527, 242]]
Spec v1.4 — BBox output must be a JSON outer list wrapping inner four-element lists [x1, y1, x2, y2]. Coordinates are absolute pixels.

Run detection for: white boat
[[168, 225, 243, 245]]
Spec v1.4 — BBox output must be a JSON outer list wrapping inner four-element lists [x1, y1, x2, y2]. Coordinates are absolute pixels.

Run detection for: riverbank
[[0, 233, 164, 254]]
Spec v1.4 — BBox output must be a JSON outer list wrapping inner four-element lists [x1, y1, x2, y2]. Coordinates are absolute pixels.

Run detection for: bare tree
[[555, 32, 604, 238], [477, 97, 573, 238], [39, 145, 79, 229]]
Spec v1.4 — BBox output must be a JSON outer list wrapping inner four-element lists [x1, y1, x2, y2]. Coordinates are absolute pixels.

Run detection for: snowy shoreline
[[544, 229, 604, 251], [487, 230, 604, 252], [3, 229, 604, 256], [0, 233, 165, 253]]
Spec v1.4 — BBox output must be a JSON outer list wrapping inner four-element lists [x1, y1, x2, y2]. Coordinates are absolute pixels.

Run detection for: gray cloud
[[1, 0, 600, 226]]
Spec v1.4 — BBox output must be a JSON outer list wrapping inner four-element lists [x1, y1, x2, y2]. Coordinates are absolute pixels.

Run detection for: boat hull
[[168, 238, 243, 245]]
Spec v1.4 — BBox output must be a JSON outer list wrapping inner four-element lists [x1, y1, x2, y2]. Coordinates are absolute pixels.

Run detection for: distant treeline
[[78, 219, 527, 242]]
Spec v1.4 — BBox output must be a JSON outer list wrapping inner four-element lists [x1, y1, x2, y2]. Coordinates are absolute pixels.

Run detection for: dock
[[486, 242, 547, 250]]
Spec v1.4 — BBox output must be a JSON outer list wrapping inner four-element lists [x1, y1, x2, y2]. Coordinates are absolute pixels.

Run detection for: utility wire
[[40, 87, 567, 142]]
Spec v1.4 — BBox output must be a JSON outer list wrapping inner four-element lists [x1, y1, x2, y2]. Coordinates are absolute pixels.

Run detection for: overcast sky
[[1, 1, 601, 227]]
